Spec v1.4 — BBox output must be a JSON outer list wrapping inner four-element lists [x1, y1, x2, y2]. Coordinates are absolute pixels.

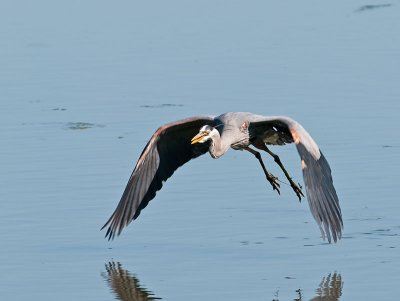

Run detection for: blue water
[[1, 1, 400, 300]]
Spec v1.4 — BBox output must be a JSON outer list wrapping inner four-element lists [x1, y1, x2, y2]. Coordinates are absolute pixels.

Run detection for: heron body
[[102, 112, 343, 243]]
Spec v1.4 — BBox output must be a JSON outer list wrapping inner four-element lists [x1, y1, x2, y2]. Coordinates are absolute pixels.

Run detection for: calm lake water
[[1, 1, 399, 300]]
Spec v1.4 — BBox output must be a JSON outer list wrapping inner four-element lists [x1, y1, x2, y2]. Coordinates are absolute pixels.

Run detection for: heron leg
[[257, 144, 304, 201], [244, 147, 280, 195]]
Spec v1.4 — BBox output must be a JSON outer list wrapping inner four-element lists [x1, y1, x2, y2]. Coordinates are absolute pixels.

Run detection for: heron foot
[[290, 181, 304, 202], [266, 173, 280, 195]]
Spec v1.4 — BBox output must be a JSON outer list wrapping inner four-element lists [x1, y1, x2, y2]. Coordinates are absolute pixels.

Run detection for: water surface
[[1, 1, 400, 300]]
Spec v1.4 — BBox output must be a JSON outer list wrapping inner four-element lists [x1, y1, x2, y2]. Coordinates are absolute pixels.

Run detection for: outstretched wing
[[249, 115, 343, 243], [102, 116, 216, 240]]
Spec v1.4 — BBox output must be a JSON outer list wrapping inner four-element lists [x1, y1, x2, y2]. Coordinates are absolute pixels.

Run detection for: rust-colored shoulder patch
[[290, 128, 301, 144], [240, 121, 249, 133]]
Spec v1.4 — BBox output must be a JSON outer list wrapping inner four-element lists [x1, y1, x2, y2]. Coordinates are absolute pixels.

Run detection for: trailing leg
[[252, 142, 304, 201], [264, 146, 304, 201], [244, 147, 280, 195]]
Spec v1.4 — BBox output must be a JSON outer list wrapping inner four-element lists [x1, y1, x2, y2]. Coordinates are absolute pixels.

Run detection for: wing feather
[[249, 116, 343, 243], [102, 116, 216, 239]]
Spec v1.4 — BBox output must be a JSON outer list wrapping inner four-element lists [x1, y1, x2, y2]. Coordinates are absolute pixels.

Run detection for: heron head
[[191, 125, 215, 144]]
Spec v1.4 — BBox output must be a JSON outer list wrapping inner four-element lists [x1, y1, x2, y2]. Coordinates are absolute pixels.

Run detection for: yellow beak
[[191, 133, 206, 144]]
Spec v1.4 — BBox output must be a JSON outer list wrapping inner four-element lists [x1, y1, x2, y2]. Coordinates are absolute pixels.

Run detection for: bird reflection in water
[[309, 273, 343, 301], [101, 262, 161, 301], [275, 272, 343, 301], [102, 262, 342, 301]]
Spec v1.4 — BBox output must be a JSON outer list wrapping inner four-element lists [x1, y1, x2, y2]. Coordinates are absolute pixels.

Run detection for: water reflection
[[101, 262, 161, 301], [309, 273, 343, 301], [274, 272, 343, 301], [102, 262, 342, 301]]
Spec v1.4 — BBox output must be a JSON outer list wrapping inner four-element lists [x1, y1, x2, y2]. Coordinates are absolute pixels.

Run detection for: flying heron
[[102, 112, 342, 242]]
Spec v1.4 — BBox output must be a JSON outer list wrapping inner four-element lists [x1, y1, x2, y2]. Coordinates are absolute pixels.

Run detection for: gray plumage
[[102, 112, 342, 242]]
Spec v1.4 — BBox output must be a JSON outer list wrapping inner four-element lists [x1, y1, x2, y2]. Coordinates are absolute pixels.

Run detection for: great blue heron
[[102, 112, 342, 242]]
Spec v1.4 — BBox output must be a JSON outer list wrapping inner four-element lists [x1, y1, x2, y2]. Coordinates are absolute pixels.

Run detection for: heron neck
[[209, 132, 230, 158]]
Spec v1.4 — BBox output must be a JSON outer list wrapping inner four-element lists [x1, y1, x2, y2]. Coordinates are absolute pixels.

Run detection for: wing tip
[[300, 149, 343, 244], [101, 217, 119, 241], [320, 217, 343, 244], [324, 231, 342, 244]]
